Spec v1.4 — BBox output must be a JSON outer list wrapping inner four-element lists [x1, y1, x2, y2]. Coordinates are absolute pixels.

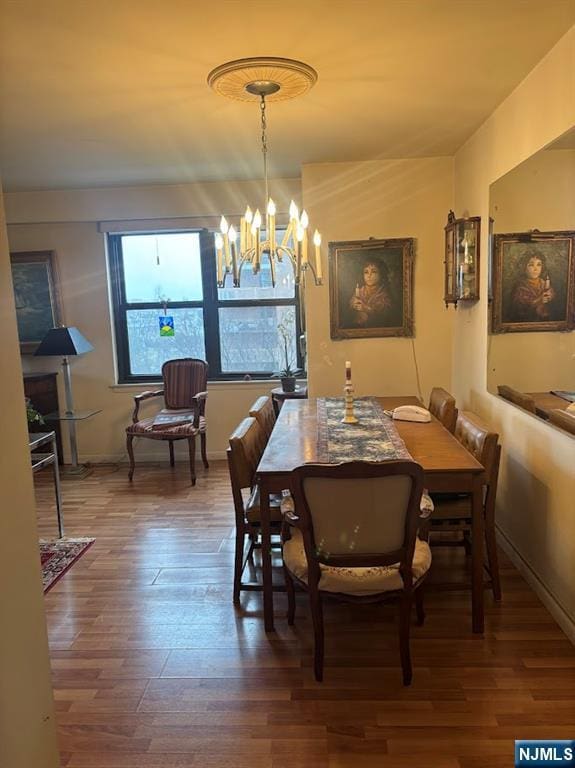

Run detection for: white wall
[[0, 186, 60, 768], [302, 157, 454, 400], [6, 177, 301, 462], [453, 26, 575, 639]]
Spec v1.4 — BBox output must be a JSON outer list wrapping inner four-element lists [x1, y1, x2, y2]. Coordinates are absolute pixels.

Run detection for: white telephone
[[387, 405, 431, 423]]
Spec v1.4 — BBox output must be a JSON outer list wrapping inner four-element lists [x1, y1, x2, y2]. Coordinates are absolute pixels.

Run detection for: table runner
[[316, 397, 412, 463]]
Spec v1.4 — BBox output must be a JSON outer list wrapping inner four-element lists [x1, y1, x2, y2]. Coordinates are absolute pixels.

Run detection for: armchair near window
[[125, 358, 209, 485]]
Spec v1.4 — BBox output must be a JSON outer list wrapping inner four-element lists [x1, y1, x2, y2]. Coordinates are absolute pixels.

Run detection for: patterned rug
[[40, 538, 94, 593], [317, 397, 412, 463]]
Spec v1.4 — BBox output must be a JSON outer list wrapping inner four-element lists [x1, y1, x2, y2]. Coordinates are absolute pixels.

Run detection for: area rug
[[40, 538, 94, 593]]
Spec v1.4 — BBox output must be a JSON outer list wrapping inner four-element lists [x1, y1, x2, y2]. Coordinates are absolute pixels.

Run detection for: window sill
[[109, 378, 308, 391]]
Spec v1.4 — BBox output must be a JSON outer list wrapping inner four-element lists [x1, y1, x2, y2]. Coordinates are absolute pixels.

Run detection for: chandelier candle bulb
[[254, 209, 262, 271], [313, 230, 323, 280], [267, 198, 276, 257], [245, 207, 253, 251], [228, 225, 239, 284], [215, 233, 224, 285], [300, 210, 309, 266]]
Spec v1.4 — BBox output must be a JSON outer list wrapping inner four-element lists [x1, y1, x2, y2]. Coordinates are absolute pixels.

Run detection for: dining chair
[[548, 408, 575, 435], [428, 387, 458, 433], [227, 416, 283, 604], [125, 358, 209, 485], [497, 385, 536, 414], [425, 411, 502, 600], [282, 460, 429, 683], [248, 395, 276, 442]]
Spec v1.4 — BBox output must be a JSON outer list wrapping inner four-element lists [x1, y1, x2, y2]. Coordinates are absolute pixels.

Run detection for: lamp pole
[[62, 355, 79, 468]]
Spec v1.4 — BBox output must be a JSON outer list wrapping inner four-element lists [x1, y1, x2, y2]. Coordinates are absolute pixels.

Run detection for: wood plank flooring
[[34, 462, 574, 768]]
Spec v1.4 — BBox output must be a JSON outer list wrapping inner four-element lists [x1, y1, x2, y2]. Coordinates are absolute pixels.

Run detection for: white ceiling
[[0, 0, 574, 191]]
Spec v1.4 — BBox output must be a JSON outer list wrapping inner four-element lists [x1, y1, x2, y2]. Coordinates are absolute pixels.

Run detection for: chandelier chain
[[260, 95, 269, 211]]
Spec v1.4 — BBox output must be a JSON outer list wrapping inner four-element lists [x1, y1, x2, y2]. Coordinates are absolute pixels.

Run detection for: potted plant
[[26, 397, 44, 426], [276, 313, 299, 393]]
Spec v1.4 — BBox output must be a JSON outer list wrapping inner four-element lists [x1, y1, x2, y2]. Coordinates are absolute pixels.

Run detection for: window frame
[[108, 229, 303, 383]]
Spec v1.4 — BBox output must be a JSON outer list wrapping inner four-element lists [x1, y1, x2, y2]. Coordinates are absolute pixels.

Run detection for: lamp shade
[[34, 326, 94, 357]]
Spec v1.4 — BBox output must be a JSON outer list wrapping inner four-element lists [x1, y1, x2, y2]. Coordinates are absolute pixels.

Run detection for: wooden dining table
[[256, 395, 486, 634]]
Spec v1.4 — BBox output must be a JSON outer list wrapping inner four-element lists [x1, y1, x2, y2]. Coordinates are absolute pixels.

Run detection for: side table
[[271, 385, 308, 416], [29, 431, 64, 538], [45, 409, 102, 478]]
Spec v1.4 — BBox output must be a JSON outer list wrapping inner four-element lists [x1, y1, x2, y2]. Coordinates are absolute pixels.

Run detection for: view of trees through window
[[108, 231, 300, 381]]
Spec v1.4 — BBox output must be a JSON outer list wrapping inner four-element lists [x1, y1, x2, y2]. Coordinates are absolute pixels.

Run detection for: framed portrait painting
[[328, 238, 414, 339], [491, 232, 575, 333], [10, 250, 63, 353]]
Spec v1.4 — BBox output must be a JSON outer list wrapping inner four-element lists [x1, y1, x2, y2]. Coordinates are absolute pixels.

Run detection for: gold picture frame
[[491, 232, 575, 333], [328, 238, 415, 339], [10, 250, 63, 353]]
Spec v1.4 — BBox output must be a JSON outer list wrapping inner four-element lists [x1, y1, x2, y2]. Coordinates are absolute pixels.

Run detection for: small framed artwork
[[10, 250, 63, 353], [328, 238, 414, 339], [491, 231, 575, 333]]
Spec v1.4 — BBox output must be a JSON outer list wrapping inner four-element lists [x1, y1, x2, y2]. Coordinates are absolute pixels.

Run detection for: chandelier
[[207, 57, 322, 289]]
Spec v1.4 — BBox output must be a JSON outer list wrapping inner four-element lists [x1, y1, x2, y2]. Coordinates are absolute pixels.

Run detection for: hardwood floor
[[34, 462, 574, 768]]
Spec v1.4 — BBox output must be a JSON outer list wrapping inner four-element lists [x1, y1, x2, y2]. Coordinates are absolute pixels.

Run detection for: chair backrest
[[162, 358, 208, 409], [227, 417, 266, 492], [497, 384, 536, 414], [290, 461, 424, 586], [249, 396, 276, 441], [548, 408, 575, 435], [428, 387, 458, 433], [454, 411, 499, 484]]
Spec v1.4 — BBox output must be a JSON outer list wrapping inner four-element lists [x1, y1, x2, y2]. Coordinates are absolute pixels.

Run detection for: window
[[108, 230, 302, 382]]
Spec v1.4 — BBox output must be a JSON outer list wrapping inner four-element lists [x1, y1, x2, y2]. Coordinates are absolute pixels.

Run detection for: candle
[[313, 230, 322, 280], [229, 225, 238, 285], [253, 209, 262, 271], [300, 209, 309, 266], [215, 233, 224, 286], [345, 360, 351, 381], [245, 206, 253, 251], [267, 198, 276, 258]]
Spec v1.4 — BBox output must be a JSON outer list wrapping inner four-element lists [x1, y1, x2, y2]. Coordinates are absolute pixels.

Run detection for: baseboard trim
[[79, 450, 228, 464], [496, 525, 575, 645]]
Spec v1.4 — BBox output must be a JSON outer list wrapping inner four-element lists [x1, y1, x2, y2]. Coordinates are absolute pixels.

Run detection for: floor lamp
[[35, 326, 95, 478]]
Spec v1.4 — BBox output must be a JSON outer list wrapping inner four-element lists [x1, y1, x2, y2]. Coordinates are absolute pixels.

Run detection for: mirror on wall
[[487, 126, 575, 434]]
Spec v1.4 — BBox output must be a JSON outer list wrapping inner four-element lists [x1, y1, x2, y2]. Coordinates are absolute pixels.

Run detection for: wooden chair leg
[[200, 432, 209, 469], [126, 434, 135, 481], [284, 566, 296, 625], [399, 593, 413, 686], [168, 441, 175, 467], [187, 436, 197, 486], [309, 587, 324, 682], [233, 527, 245, 605], [415, 586, 425, 626], [485, 518, 502, 601]]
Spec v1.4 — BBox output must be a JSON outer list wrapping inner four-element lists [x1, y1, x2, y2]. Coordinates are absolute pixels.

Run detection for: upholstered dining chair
[[227, 416, 283, 604], [249, 395, 276, 442], [126, 358, 209, 486], [282, 460, 430, 683], [428, 387, 458, 433], [497, 385, 536, 414], [425, 410, 502, 601]]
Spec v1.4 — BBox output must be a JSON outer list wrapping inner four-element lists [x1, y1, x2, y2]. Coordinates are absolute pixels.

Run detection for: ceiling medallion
[[207, 57, 321, 288]]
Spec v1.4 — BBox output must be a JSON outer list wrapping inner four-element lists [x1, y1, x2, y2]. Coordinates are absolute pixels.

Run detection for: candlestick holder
[[341, 382, 358, 424]]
